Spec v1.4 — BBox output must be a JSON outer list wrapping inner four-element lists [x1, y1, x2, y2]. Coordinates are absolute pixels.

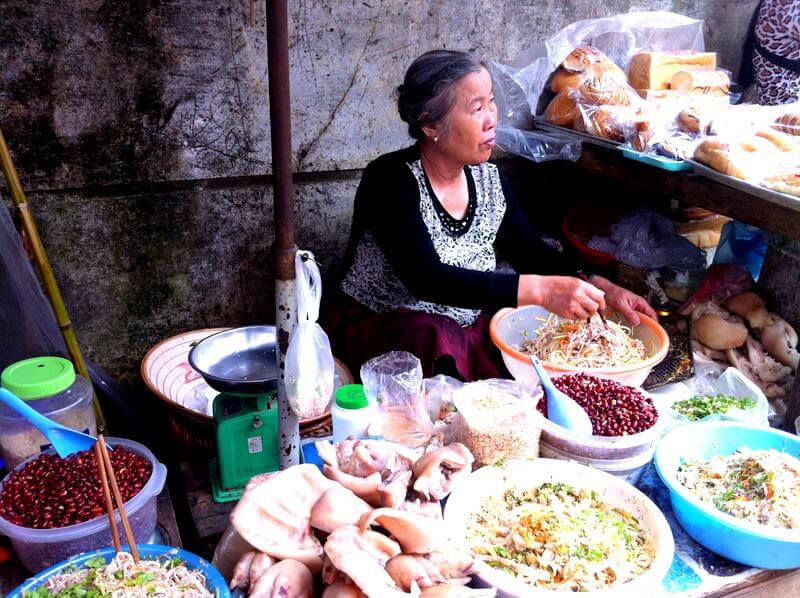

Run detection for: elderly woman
[[325, 50, 655, 380]]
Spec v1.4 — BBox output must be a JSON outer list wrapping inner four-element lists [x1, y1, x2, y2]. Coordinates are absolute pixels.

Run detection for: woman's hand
[[591, 276, 657, 325], [519, 275, 606, 319]]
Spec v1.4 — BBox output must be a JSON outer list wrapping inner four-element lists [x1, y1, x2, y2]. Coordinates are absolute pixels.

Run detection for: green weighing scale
[[188, 326, 282, 503]]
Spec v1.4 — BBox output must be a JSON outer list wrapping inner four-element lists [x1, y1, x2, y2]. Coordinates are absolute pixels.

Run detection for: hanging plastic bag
[[713, 221, 773, 281], [284, 250, 335, 419]]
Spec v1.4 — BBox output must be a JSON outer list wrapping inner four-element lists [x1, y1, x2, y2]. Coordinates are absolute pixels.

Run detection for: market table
[[0, 487, 182, 594], [178, 451, 799, 597]]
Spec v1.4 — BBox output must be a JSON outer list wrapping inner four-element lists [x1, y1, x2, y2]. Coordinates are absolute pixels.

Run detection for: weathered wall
[[1, 0, 757, 386]]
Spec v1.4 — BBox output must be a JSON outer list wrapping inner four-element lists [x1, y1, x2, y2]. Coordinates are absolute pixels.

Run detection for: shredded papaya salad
[[467, 482, 653, 591], [677, 448, 800, 529], [521, 314, 647, 369]]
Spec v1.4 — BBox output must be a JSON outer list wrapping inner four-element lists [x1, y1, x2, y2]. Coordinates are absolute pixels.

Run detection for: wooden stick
[[94, 441, 121, 554], [98, 435, 140, 562]]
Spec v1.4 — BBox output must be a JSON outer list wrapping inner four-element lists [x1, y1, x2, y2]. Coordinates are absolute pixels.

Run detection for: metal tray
[[533, 118, 622, 150], [689, 160, 800, 211]]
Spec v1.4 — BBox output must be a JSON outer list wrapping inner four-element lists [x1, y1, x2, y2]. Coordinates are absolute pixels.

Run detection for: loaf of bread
[[578, 70, 635, 106], [629, 51, 717, 90], [774, 113, 800, 136], [670, 68, 730, 92], [549, 69, 582, 94], [544, 91, 579, 127]]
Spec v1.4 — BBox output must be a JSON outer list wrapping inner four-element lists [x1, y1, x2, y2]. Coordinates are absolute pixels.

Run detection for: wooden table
[[0, 487, 182, 594]]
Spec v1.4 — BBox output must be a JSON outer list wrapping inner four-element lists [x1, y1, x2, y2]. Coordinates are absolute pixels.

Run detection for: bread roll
[[584, 106, 626, 142], [578, 73, 633, 106], [755, 128, 800, 152], [562, 45, 607, 72], [544, 91, 579, 127], [549, 69, 582, 94], [774, 113, 800, 136], [677, 108, 702, 134], [694, 139, 748, 179], [670, 68, 730, 92]]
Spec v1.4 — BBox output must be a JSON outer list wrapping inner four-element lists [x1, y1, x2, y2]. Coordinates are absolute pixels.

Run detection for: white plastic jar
[[332, 384, 376, 443]]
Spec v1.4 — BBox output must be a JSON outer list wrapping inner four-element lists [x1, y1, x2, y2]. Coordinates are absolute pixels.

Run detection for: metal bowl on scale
[[188, 325, 279, 395]]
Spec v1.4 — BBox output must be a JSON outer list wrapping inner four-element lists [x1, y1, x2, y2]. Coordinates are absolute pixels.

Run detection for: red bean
[[0, 447, 151, 529], [537, 373, 657, 436]]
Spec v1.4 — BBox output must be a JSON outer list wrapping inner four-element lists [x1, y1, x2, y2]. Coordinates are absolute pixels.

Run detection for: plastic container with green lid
[[0, 357, 96, 470], [331, 384, 376, 443]]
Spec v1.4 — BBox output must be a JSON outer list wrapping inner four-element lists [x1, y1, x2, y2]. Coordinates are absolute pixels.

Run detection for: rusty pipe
[[266, 0, 300, 467]]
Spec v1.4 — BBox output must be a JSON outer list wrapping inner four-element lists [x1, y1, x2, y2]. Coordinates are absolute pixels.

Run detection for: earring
[[434, 136, 438, 143]]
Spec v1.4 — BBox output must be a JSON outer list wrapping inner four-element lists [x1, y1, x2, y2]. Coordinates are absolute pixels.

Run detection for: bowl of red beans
[[535, 374, 665, 484], [0, 437, 166, 572]]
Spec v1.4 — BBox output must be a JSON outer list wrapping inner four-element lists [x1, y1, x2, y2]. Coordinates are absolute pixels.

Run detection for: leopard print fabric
[[754, 0, 800, 105], [341, 159, 507, 327]]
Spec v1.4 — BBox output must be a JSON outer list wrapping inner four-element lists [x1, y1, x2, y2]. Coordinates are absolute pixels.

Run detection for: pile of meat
[[219, 438, 490, 597], [683, 290, 798, 409]]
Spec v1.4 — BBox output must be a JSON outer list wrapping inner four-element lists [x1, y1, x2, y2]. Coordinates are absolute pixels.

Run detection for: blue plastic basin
[[654, 421, 800, 569], [7, 544, 231, 597]]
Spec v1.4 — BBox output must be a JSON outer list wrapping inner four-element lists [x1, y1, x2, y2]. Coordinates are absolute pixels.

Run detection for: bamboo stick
[[0, 127, 107, 432]]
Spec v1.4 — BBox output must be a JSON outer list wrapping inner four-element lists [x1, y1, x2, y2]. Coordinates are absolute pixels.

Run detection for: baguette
[[755, 128, 800, 152], [670, 68, 730, 92], [694, 139, 748, 179]]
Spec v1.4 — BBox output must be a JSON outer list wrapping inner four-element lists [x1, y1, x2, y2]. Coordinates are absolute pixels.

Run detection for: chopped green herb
[[84, 557, 106, 569], [672, 394, 756, 421]]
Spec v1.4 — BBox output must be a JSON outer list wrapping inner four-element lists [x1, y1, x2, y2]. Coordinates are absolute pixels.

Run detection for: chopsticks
[[577, 270, 609, 329], [94, 435, 140, 562]]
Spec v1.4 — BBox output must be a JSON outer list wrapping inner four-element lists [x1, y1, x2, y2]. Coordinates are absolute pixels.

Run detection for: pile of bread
[[543, 46, 800, 197], [543, 47, 729, 150]]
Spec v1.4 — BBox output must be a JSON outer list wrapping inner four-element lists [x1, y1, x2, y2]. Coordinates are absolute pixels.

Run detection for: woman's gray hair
[[396, 50, 485, 140]]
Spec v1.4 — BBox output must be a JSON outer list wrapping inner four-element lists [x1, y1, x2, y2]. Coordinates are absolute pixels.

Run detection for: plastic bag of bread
[[491, 11, 704, 119], [693, 136, 785, 181], [574, 103, 634, 142]]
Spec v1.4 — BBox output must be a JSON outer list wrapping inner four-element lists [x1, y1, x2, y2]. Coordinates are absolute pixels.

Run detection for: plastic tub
[[7, 544, 231, 597], [0, 357, 96, 470], [490, 305, 669, 388], [0, 437, 167, 572], [539, 441, 655, 485], [655, 421, 800, 569], [444, 459, 674, 597], [533, 389, 665, 460]]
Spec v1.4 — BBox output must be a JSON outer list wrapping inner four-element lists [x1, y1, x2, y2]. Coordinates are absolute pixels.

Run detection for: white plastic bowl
[[490, 305, 669, 388], [0, 437, 167, 572], [534, 387, 666, 460], [444, 459, 674, 597]]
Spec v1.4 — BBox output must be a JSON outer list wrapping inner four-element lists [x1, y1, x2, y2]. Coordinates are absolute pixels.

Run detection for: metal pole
[[0, 128, 107, 433], [266, 0, 300, 467]]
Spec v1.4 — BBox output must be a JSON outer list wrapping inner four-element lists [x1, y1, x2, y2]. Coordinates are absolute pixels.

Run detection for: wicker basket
[[141, 329, 349, 455]]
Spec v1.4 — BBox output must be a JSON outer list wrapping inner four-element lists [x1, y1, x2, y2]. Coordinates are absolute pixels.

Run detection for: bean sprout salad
[[521, 314, 647, 369], [24, 551, 212, 598]]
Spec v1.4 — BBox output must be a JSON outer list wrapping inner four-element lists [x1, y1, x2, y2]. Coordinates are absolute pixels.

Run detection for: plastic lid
[[1, 357, 76, 400], [335, 384, 368, 410]]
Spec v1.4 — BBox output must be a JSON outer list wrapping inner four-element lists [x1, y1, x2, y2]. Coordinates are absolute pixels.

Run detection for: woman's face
[[433, 67, 498, 165]]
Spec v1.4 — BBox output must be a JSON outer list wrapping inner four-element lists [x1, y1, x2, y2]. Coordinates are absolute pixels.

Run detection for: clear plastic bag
[[452, 379, 542, 467], [588, 208, 706, 270], [284, 250, 335, 419], [495, 124, 581, 162], [492, 11, 705, 120], [361, 351, 432, 447], [668, 366, 771, 426]]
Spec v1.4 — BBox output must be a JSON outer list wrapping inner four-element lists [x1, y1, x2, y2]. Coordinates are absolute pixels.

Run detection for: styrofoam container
[[444, 459, 674, 596], [0, 437, 167, 572], [7, 544, 230, 597], [489, 305, 669, 388], [534, 388, 666, 461], [655, 421, 800, 569], [539, 441, 655, 485]]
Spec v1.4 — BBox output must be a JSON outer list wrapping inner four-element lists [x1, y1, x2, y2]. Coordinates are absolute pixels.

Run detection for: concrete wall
[[1, 0, 757, 386]]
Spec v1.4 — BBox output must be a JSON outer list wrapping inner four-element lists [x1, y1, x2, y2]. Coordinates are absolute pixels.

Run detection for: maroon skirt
[[321, 292, 509, 382]]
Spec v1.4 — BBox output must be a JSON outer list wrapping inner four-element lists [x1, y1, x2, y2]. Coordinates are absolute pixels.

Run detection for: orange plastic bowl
[[490, 305, 669, 388], [561, 205, 625, 269]]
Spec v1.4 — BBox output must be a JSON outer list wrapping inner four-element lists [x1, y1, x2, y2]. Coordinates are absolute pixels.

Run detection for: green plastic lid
[[1, 357, 76, 400], [335, 384, 369, 410]]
